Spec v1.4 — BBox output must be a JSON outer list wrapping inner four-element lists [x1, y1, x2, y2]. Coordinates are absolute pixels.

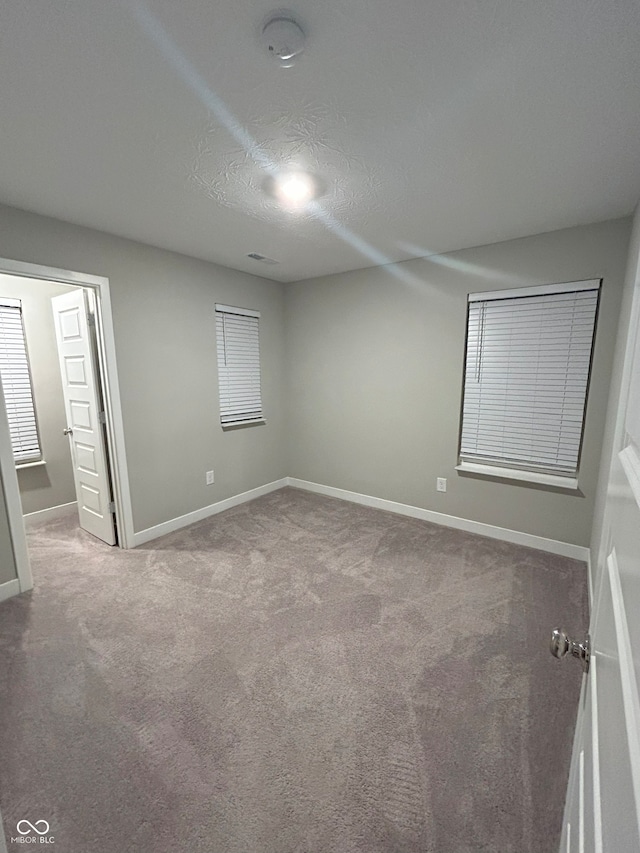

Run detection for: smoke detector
[[261, 14, 305, 67]]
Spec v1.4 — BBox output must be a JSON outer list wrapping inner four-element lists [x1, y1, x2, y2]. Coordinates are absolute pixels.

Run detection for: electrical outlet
[[436, 477, 447, 492], [206, 470, 215, 485]]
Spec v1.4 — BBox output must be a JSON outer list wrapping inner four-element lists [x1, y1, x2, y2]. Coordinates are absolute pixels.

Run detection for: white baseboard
[[0, 578, 21, 603], [287, 477, 590, 562], [131, 474, 590, 560], [133, 478, 289, 547], [24, 501, 78, 529]]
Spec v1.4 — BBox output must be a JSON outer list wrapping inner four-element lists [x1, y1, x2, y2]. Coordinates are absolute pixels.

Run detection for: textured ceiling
[[1, 0, 639, 282]]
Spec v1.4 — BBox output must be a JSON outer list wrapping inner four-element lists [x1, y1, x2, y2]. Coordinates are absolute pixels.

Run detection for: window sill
[[221, 418, 266, 430], [455, 462, 579, 491], [16, 460, 46, 470]]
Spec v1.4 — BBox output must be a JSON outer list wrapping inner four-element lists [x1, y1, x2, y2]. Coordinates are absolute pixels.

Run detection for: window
[[458, 279, 601, 487], [0, 298, 42, 464], [215, 303, 263, 427]]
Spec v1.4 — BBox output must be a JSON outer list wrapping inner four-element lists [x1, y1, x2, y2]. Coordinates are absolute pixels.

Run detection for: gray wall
[[0, 274, 77, 516], [0, 472, 17, 584], [285, 218, 631, 548], [0, 203, 629, 549], [0, 203, 287, 533]]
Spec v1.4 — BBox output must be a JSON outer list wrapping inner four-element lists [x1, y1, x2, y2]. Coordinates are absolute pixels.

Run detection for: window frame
[[0, 297, 43, 466], [456, 279, 602, 490], [215, 303, 265, 429]]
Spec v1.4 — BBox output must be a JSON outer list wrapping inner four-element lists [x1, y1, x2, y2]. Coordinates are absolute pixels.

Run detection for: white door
[[52, 290, 116, 545], [560, 243, 640, 850]]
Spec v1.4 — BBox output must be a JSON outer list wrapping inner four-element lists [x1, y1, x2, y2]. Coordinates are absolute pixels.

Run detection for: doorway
[[0, 257, 134, 597]]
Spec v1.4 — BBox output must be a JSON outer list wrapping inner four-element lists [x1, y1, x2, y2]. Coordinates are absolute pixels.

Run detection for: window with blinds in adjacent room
[[458, 279, 601, 485], [0, 298, 42, 464], [215, 304, 263, 427]]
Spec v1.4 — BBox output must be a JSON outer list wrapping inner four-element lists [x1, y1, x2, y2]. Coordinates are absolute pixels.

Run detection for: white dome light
[[276, 172, 314, 203], [263, 170, 324, 211], [270, 171, 318, 209]]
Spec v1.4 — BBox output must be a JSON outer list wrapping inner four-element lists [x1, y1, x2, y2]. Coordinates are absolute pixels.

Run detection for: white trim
[[561, 671, 587, 853], [0, 578, 21, 603], [134, 475, 590, 558], [591, 654, 603, 853], [0, 257, 135, 550], [16, 460, 46, 470], [133, 478, 288, 547], [579, 748, 585, 853], [456, 462, 579, 491], [23, 501, 77, 528], [607, 549, 640, 844], [215, 303, 260, 318], [587, 551, 594, 611], [468, 278, 601, 302], [222, 418, 266, 429], [0, 257, 108, 288], [0, 376, 32, 592], [619, 444, 640, 511], [287, 478, 589, 561], [89, 275, 134, 548]]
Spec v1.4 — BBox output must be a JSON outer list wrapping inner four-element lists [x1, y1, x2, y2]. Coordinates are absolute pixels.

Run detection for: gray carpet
[[0, 487, 587, 853]]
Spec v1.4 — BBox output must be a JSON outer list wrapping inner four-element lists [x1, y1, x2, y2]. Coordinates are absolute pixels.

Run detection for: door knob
[[550, 628, 590, 673], [63, 427, 73, 436]]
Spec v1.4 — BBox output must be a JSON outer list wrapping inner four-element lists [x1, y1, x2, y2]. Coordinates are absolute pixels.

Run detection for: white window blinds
[[215, 304, 263, 426], [0, 298, 42, 463], [459, 280, 600, 477]]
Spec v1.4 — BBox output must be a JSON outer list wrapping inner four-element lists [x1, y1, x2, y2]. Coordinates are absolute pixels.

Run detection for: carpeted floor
[[0, 487, 587, 853]]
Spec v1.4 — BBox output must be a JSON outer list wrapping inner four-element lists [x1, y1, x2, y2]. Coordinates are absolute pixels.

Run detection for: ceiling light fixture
[[264, 170, 321, 210], [276, 172, 314, 204]]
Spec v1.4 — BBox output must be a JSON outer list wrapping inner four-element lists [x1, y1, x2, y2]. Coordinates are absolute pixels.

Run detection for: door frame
[[560, 212, 640, 849], [0, 257, 135, 593]]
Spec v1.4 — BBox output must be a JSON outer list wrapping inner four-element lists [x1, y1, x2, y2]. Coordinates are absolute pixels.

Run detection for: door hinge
[[108, 501, 116, 514], [87, 313, 96, 327], [99, 411, 106, 424]]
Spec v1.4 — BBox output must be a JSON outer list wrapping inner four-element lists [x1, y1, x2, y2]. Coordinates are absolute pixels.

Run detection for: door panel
[[52, 290, 116, 545], [563, 677, 595, 852], [595, 554, 639, 852], [561, 232, 640, 850], [564, 746, 582, 852], [588, 658, 602, 853]]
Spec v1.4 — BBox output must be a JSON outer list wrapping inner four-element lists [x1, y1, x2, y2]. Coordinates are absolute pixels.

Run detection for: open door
[[558, 247, 640, 849], [52, 289, 116, 545]]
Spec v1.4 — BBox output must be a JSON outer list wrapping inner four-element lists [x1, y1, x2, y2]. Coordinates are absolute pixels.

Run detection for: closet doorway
[[0, 258, 134, 597]]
